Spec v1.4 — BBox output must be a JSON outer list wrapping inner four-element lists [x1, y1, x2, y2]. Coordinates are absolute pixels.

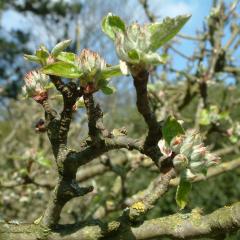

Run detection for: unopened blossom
[[75, 49, 107, 93], [159, 128, 220, 179], [22, 70, 50, 103], [190, 144, 207, 162], [173, 154, 188, 172], [115, 23, 151, 64], [158, 139, 172, 157], [170, 135, 184, 152]]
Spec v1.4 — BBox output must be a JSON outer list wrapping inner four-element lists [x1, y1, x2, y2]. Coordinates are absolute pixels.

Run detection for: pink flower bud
[[204, 153, 220, 167], [158, 139, 172, 157], [190, 144, 207, 162], [170, 135, 184, 153], [22, 70, 50, 103]]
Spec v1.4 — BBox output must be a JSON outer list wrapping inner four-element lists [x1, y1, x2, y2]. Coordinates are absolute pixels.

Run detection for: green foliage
[[42, 62, 82, 79], [36, 151, 52, 168], [101, 13, 190, 67], [199, 105, 230, 126], [162, 116, 184, 144], [24, 43, 123, 95], [24, 54, 42, 64], [100, 65, 122, 79], [102, 13, 126, 40], [101, 85, 116, 95], [148, 15, 191, 51], [56, 52, 76, 64], [51, 39, 72, 57], [175, 175, 192, 209]]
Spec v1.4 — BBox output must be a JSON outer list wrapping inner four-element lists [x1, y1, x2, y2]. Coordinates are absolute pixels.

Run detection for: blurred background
[[0, 1, 240, 239]]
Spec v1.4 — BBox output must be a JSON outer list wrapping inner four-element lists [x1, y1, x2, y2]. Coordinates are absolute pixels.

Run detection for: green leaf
[[76, 98, 85, 108], [24, 54, 41, 64], [148, 14, 191, 51], [128, 49, 140, 61], [35, 46, 49, 65], [100, 65, 123, 79], [56, 52, 76, 64], [42, 62, 82, 79], [142, 52, 167, 65], [36, 50, 49, 59], [230, 135, 238, 143], [98, 79, 109, 88], [102, 13, 126, 40], [162, 116, 184, 144], [219, 111, 229, 121], [176, 176, 192, 209], [36, 152, 52, 168], [199, 109, 211, 125], [101, 85, 116, 95], [51, 39, 72, 57]]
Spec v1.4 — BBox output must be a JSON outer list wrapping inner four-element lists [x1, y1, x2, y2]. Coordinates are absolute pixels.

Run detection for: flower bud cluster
[[115, 23, 151, 64], [75, 49, 107, 92], [158, 130, 220, 179], [22, 70, 50, 103]]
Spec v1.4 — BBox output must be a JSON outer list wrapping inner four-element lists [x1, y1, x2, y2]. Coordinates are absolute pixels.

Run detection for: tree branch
[[131, 68, 162, 163], [2, 201, 240, 240], [126, 158, 240, 206], [127, 168, 176, 221], [83, 93, 108, 143]]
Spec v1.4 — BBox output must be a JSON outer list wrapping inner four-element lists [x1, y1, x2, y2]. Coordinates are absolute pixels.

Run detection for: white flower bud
[[189, 161, 205, 174], [173, 154, 188, 172], [180, 141, 193, 157], [158, 139, 172, 157], [186, 169, 197, 181], [119, 60, 129, 75], [22, 70, 50, 102], [76, 49, 106, 74], [76, 49, 107, 90]]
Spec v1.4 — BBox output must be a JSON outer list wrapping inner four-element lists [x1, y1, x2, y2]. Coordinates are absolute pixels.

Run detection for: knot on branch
[[35, 118, 47, 133], [59, 179, 93, 203]]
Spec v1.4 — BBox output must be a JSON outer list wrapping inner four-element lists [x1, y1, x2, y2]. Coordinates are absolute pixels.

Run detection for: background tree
[[0, 0, 240, 239]]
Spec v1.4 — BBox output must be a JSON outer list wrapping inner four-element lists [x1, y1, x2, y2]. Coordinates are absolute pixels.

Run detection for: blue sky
[[1, 0, 238, 78], [1, 0, 213, 44]]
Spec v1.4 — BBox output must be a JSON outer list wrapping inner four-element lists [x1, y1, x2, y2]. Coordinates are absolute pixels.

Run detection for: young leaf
[[56, 52, 76, 64], [51, 39, 72, 57], [101, 85, 116, 95], [76, 97, 85, 108], [199, 109, 211, 125], [36, 151, 52, 168], [36, 49, 49, 60], [24, 54, 41, 64], [35, 47, 49, 65], [42, 62, 82, 79], [142, 52, 167, 65], [162, 116, 184, 144], [175, 176, 192, 209], [149, 14, 191, 51], [102, 13, 125, 40], [100, 65, 123, 79], [128, 49, 140, 61]]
